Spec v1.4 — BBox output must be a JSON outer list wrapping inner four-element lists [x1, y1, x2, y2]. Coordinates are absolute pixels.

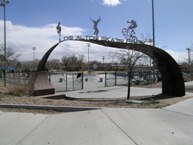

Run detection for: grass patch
[[145, 99, 160, 105]]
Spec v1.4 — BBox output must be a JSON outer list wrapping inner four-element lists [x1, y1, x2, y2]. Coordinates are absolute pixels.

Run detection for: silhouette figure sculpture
[[56, 22, 62, 42], [127, 19, 137, 34], [90, 17, 101, 36]]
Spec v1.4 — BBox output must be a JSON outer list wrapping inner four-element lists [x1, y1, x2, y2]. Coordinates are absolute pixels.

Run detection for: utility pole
[[32, 47, 36, 61], [152, 0, 155, 47]]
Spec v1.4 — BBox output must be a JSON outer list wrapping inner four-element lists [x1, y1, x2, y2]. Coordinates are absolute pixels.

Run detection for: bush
[[7, 86, 28, 97]]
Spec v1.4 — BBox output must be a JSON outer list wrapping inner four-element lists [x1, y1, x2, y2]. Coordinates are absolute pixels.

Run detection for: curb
[[0, 104, 99, 112]]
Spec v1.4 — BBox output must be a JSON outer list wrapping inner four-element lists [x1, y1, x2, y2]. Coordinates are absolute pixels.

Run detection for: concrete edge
[[0, 104, 99, 112]]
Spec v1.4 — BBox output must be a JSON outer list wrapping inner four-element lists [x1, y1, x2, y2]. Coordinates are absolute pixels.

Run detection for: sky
[[0, 0, 192, 63]]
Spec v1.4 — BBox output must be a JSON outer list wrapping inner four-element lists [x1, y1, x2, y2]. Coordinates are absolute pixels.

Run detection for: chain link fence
[[49, 72, 83, 92], [0, 71, 158, 93], [105, 71, 158, 87], [105, 71, 128, 87], [0, 71, 84, 93], [0, 72, 30, 87]]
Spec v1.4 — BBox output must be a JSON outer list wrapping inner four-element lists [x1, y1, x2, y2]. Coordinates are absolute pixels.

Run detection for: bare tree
[[0, 47, 20, 69], [140, 33, 153, 45], [0, 47, 21, 73], [0, 46, 20, 87], [46, 59, 61, 70], [61, 54, 86, 71], [110, 48, 145, 99]]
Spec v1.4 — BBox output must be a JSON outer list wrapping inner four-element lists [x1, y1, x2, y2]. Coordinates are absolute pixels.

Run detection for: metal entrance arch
[[37, 39, 185, 97]]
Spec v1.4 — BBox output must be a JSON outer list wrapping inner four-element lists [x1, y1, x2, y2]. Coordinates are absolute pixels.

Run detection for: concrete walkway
[[1, 97, 193, 145], [0, 81, 192, 145]]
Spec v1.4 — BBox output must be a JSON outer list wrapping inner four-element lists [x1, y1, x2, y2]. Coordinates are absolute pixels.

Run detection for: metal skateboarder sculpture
[[90, 17, 101, 36]]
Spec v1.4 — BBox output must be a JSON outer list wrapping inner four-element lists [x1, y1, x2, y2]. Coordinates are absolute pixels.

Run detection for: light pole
[[149, 0, 155, 77], [152, 0, 155, 47], [186, 48, 191, 65], [32, 47, 36, 71], [32, 46, 36, 61], [102, 56, 105, 64], [87, 43, 90, 74], [0, 0, 9, 87], [102, 56, 105, 70]]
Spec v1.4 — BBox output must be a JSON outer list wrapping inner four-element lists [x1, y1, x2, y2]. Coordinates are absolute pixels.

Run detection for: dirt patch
[[0, 92, 192, 114], [0, 81, 193, 114]]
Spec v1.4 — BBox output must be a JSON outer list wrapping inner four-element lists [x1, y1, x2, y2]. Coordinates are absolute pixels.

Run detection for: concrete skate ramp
[[37, 39, 185, 97]]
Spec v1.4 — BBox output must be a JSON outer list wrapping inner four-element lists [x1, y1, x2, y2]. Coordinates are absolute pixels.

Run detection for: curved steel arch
[[37, 39, 185, 97]]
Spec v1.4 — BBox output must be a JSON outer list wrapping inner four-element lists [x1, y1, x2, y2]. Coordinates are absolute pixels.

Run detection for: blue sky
[[0, 0, 192, 62]]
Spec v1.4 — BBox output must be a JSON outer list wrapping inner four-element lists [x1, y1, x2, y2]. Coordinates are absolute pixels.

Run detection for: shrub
[[7, 86, 28, 97]]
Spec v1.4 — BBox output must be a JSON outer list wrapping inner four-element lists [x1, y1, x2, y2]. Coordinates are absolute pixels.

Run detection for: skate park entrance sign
[[29, 35, 185, 97]]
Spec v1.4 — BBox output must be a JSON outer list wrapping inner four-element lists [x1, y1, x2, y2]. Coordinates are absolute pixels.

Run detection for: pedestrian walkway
[[0, 81, 192, 145], [0, 97, 193, 145]]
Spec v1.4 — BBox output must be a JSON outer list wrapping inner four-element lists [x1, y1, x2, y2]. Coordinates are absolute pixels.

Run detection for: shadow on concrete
[[140, 93, 177, 100], [79, 89, 108, 94], [0, 104, 98, 113]]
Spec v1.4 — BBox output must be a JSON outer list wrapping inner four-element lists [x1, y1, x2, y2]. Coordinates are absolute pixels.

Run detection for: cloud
[[0, 20, 87, 61], [102, 0, 124, 7], [165, 49, 187, 63], [0, 20, 187, 64], [0, 20, 112, 62]]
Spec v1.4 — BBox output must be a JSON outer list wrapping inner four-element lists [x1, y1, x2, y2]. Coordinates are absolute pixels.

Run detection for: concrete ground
[[63, 74, 162, 99], [0, 97, 193, 145], [0, 81, 193, 145], [63, 77, 193, 99], [64, 85, 162, 99]]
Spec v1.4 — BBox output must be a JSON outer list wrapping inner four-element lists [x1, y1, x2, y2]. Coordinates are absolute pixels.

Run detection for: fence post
[[48, 72, 51, 82], [105, 72, 107, 87], [72, 73, 74, 91], [13, 72, 16, 86], [115, 71, 117, 86], [66, 73, 68, 91], [18, 73, 20, 86], [81, 72, 84, 89]]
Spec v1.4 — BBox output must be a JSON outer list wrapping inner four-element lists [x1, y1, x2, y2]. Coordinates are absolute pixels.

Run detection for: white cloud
[[0, 20, 87, 61], [102, 0, 123, 7], [165, 49, 187, 63], [0, 20, 112, 62], [0, 20, 187, 64]]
